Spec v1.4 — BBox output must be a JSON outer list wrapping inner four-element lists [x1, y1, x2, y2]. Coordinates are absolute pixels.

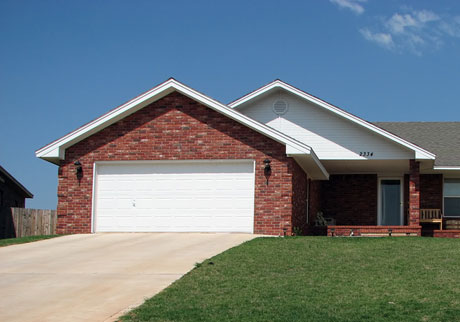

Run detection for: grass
[[0, 235, 60, 247], [121, 237, 460, 322]]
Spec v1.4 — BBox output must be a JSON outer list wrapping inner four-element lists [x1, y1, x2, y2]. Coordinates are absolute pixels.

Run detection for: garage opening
[[93, 160, 255, 233]]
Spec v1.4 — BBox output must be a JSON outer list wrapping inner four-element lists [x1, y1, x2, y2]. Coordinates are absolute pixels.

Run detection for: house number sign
[[359, 152, 374, 157]]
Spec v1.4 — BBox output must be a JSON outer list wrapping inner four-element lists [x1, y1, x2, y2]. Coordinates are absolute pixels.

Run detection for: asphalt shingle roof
[[374, 122, 460, 167]]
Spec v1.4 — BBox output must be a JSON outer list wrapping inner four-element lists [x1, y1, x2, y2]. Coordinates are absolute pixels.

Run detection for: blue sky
[[1, 0, 460, 209]]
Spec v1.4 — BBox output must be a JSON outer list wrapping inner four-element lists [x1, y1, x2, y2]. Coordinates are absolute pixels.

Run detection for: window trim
[[443, 177, 460, 218]]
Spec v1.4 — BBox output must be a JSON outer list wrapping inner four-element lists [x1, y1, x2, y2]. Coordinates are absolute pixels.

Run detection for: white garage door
[[94, 160, 255, 233]]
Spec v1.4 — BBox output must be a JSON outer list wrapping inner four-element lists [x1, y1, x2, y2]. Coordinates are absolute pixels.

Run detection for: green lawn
[[0, 235, 59, 247], [122, 237, 460, 322]]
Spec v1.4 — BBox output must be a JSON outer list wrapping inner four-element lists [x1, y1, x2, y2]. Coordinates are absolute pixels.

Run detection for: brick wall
[[304, 180, 324, 235], [407, 173, 442, 229], [433, 230, 460, 238], [420, 174, 443, 209], [404, 174, 409, 225], [328, 225, 421, 237], [409, 160, 420, 226], [308, 180, 322, 224], [320, 174, 378, 225], [57, 91, 297, 235], [291, 160, 308, 235]]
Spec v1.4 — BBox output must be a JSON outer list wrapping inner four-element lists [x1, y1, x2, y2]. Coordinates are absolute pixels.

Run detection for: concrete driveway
[[0, 233, 257, 322]]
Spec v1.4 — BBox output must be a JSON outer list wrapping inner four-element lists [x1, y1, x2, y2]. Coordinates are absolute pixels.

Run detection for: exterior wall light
[[263, 159, 271, 185], [74, 161, 83, 178], [263, 159, 271, 176]]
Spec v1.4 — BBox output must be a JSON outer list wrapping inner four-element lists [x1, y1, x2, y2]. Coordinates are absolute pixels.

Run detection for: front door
[[379, 178, 403, 226]]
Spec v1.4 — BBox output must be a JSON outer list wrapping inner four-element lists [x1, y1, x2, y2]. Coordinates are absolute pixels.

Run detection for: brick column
[[409, 160, 420, 226]]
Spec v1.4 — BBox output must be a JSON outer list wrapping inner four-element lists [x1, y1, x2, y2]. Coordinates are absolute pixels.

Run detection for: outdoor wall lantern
[[263, 159, 271, 185], [263, 159, 271, 176], [74, 161, 83, 177]]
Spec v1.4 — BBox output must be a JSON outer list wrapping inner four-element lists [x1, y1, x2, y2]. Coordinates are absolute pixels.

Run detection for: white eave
[[229, 80, 436, 161], [35, 78, 329, 180], [433, 166, 460, 170]]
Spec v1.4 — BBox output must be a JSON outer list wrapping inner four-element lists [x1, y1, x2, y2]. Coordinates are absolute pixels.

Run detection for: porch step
[[361, 232, 418, 237], [445, 220, 460, 230], [327, 226, 421, 237], [433, 230, 460, 238]]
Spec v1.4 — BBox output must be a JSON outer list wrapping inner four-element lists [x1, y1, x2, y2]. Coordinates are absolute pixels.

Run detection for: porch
[[305, 160, 460, 238], [324, 214, 460, 238], [327, 225, 421, 237]]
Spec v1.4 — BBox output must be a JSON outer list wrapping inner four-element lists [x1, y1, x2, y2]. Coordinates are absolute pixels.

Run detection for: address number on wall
[[359, 152, 374, 157]]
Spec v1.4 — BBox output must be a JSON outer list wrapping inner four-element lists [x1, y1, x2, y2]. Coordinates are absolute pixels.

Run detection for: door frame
[[377, 177, 404, 226]]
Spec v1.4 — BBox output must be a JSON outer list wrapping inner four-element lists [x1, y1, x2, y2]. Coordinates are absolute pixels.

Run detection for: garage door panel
[[95, 161, 255, 233]]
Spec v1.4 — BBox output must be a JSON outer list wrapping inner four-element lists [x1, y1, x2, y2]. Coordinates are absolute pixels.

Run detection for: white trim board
[[434, 166, 460, 170], [35, 78, 329, 180], [229, 80, 435, 161]]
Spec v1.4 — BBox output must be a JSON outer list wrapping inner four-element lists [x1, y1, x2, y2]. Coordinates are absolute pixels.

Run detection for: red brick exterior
[[57, 92, 304, 235], [403, 174, 409, 225], [409, 160, 421, 226], [420, 174, 443, 209], [291, 161, 308, 234], [404, 173, 440, 225], [319, 174, 378, 225], [328, 225, 421, 237], [433, 230, 460, 238], [308, 180, 321, 224]]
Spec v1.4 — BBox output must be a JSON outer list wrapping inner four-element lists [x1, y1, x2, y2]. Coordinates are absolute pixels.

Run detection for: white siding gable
[[238, 91, 414, 160]]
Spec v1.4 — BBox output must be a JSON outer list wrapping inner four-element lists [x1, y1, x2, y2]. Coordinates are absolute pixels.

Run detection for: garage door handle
[[132, 200, 136, 207]]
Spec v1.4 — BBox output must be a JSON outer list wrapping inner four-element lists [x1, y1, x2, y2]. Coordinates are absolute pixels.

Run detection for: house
[[35, 79, 460, 237], [0, 165, 34, 238], [0, 165, 33, 209]]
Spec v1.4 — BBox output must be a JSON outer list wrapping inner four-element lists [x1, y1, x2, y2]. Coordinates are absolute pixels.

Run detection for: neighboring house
[[35, 79, 460, 237], [0, 165, 34, 238], [0, 165, 33, 208]]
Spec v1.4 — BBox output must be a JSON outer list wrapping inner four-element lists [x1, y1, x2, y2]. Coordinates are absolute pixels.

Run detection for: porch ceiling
[[321, 160, 410, 174]]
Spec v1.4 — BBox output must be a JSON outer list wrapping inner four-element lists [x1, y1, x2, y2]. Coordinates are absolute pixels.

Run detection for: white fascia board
[[168, 80, 313, 155], [310, 150, 329, 179], [230, 80, 436, 161], [286, 144, 310, 155], [290, 153, 329, 180], [36, 79, 313, 162], [433, 166, 460, 170], [288, 149, 329, 180], [35, 84, 176, 160]]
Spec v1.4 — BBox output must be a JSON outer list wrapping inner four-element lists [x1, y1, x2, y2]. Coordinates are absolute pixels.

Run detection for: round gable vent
[[273, 99, 288, 116]]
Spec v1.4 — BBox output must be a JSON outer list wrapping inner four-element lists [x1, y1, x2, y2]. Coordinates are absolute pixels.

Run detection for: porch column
[[409, 160, 420, 226]]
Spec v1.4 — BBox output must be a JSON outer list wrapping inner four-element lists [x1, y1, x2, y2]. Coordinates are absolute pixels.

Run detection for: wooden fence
[[0, 207, 57, 238]]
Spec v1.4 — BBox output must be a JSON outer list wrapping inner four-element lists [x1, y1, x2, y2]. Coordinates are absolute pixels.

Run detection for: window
[[444, 179, 460, 217]]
